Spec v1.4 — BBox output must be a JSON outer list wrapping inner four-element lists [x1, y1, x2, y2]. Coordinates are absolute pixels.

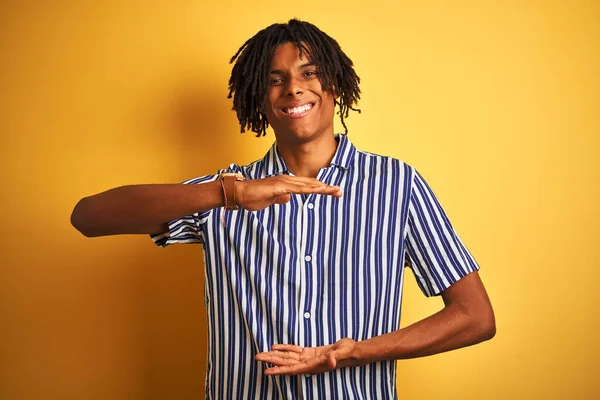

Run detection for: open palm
[[255, 338, 357, 375]]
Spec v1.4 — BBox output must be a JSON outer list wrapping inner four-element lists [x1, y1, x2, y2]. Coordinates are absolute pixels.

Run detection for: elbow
[[458, 301, 496, 343], [480, 317, 496, 342], [476, 306, 496, 342], [70, 197, 97, 237]]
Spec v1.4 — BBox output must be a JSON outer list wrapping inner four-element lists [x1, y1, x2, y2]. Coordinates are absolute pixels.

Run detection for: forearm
[[71, 181, 223, 237], [354, 300, 496, 364], [71, 175, 343, 237]]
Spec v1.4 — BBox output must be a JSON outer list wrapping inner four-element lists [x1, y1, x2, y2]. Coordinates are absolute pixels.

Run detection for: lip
[[279, 102, 315, 119]]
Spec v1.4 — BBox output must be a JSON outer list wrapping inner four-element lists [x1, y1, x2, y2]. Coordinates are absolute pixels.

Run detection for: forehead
[[269, 42, 312, 69]]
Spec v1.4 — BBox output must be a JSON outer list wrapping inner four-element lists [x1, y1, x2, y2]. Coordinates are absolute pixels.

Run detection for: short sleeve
[[150, 174, 220, 247], [404, 169, 480, 297]]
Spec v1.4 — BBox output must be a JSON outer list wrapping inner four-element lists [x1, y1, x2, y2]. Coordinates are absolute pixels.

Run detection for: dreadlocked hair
[[228, 19, 361, 137]]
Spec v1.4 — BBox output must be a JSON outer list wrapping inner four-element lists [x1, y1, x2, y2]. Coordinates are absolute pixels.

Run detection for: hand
[[236, 175, 342, 211], [255, 338, 358, 375]]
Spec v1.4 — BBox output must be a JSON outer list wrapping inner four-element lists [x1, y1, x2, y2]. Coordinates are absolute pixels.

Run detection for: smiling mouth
[[282, 103, 314, 116]]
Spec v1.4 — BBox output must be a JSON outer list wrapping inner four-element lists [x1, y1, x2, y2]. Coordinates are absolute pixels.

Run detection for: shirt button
[[305, 373, 311, 378], [303, 312, 311, 319], [307, 203, 314, 209], [304, 255, 312, 262]]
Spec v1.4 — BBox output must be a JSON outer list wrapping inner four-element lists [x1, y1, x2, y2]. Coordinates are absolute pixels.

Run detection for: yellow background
[[1, 1, 599, 399]]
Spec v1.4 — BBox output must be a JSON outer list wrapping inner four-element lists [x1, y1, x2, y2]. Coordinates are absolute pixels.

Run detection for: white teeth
[[285, 104, 313, 114]]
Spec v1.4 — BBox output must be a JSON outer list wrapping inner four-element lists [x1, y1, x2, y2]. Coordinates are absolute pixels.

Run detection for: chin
[[278, 127, 321, 143]]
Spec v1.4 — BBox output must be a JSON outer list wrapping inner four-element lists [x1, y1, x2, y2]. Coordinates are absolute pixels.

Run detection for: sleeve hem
[[427, 265, 481, 297]]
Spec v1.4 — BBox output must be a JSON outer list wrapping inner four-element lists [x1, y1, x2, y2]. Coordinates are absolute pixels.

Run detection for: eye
[[304, 70, 318, 78], [269, 77, 283, 86]]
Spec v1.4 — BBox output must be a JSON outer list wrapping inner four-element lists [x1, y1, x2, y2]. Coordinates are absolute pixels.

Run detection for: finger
[[274, 176, 341, 194], [288, 184, 340, 196], [264, 362, 308, 376], [272, 186, 290, 197], [264, 354, 331, 376], [256, 350, 301, 363], [263, 365, 298, 375], [305, 185, 341, 195], [256, 349, 300, 360], [279, 176, 328, 185], [271, 344, 303, 353], [256, 355, 301, 366]]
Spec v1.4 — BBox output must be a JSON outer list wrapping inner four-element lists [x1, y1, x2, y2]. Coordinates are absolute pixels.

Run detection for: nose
[[285, 75, 304, 97]]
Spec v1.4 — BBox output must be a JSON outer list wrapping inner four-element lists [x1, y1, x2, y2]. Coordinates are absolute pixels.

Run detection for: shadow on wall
[[158, 80, 252, 178], [133, 82, 239, 399]]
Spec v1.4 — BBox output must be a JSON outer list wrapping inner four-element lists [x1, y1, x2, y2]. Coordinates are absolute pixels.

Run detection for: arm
[[256, 271, 495, 374], [256, 169, 493, 374], [354, 270, 495, 363], [71, 176, 342, 237], [70, 181, 223, 237]]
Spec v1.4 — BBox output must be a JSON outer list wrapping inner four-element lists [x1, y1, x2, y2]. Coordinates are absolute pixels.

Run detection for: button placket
[[296, 195, 311, 351], [300, 196, 316, 353]]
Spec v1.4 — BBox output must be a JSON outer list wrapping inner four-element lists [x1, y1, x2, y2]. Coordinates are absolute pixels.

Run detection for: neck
[[276, 134, 338, 178]]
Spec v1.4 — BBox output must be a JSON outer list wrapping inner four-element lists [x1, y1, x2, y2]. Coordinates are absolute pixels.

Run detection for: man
[[71, 19, 495, 399]]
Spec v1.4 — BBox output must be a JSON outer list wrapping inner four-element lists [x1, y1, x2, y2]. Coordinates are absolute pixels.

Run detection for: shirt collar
[[262, 133, 357, 177]]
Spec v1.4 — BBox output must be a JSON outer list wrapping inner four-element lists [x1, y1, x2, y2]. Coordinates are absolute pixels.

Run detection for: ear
[[331, 84, 340, 99]]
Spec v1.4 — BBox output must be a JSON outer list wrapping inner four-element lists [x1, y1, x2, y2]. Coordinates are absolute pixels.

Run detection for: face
[[263, 42, 337, 144]]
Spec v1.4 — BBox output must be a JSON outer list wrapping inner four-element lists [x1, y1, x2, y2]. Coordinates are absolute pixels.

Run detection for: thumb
[[327, 352, 337, 369], [273, 194, 291, 205]]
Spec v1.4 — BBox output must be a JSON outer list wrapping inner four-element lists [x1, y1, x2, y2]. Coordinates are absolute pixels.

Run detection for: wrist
[[351, 340, 367, 366], [350, 338, 380, 366], [219, 172, 244, 210]]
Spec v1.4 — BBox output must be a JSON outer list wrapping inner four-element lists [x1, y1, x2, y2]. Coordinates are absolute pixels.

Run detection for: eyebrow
[[269, 62, 316, 75]]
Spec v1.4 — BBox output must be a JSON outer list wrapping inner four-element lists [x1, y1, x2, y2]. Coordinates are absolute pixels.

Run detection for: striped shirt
[[151, 134, 479, 399]]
